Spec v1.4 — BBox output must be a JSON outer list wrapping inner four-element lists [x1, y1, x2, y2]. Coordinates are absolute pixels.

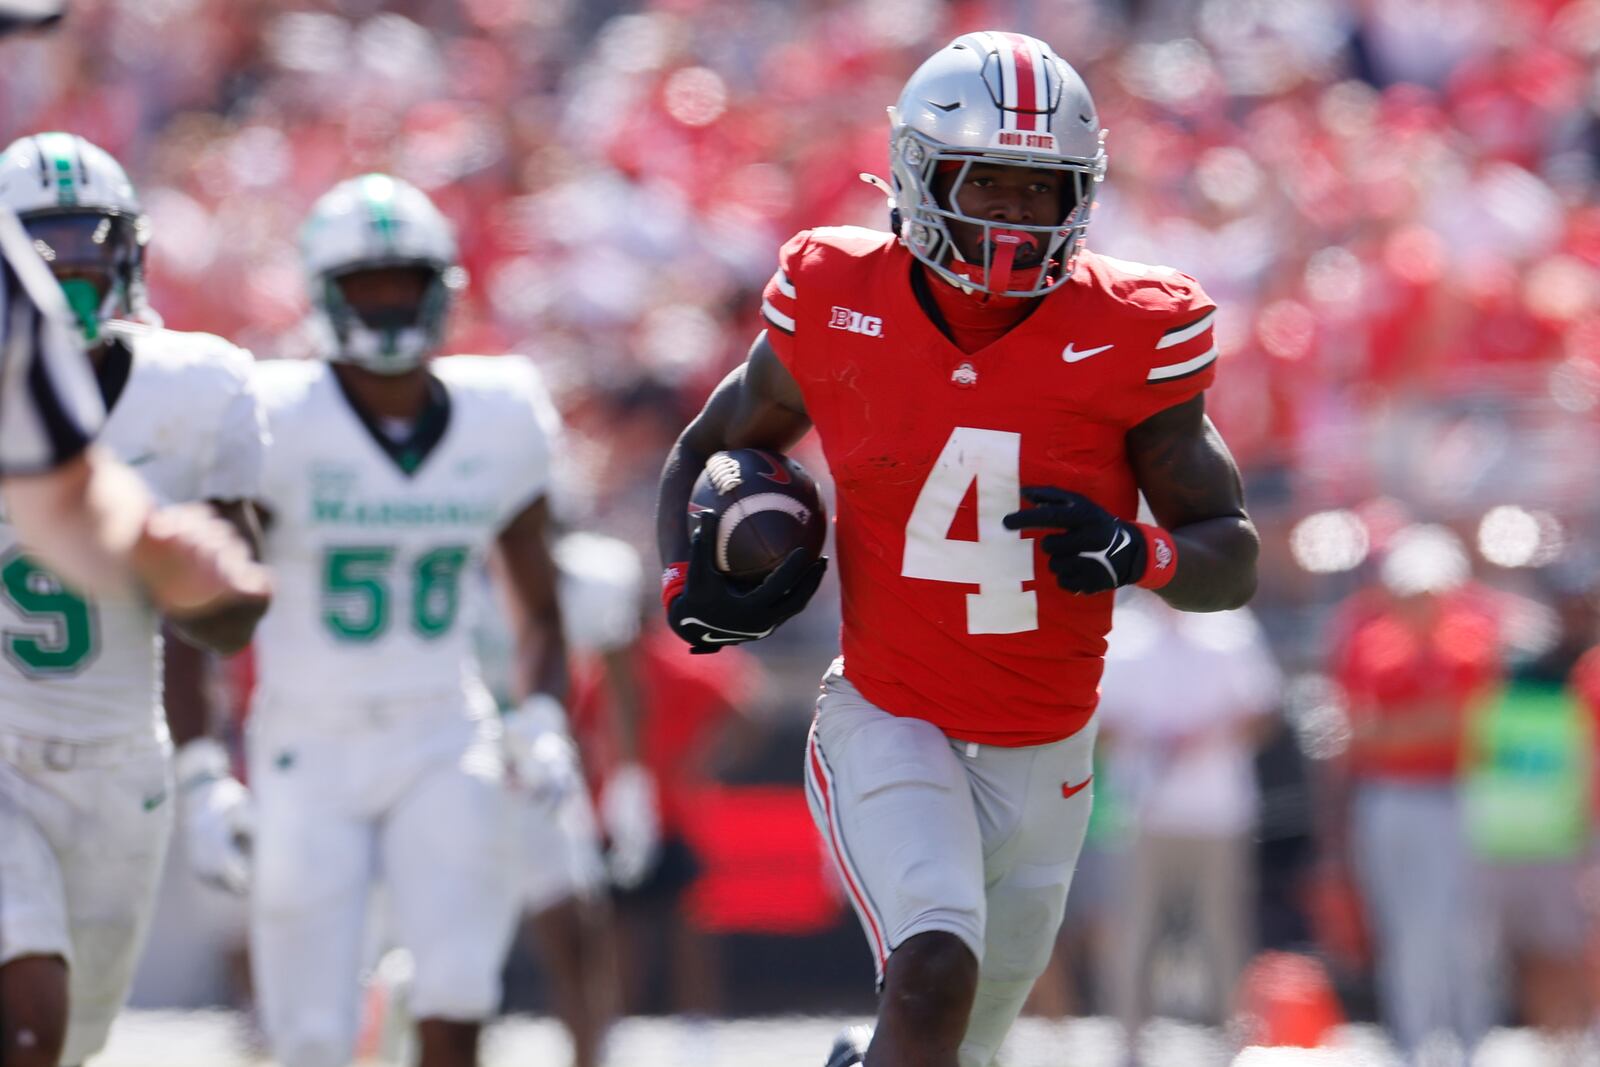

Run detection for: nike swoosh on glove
[[1003, 487, 1155, 594], [666, 511, 827, 654], [175, 738, 253, 895]]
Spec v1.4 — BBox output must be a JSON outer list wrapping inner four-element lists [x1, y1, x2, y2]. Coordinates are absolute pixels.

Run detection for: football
[[689, 448, 827, 583]]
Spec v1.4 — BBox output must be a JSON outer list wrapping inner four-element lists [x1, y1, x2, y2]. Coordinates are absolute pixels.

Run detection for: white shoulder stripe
[[773, 271, 796, 299], [1156, 309, 1215, 349], [1148, 345, 1218, 382], [761, 299, 795, 333]]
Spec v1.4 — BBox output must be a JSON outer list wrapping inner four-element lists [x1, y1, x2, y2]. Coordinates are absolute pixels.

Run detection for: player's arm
[[595, 639, 663, 887], [165, 500, 268, 654], [4, 446, 148, 593], [496, 496, 587, 804], [599, 642, 644, 762], [163, 586, 254, 896], [1004, 393, 1257, 611], [496, 495, 568, 703], [654, 331, 824, 652], [655, 331, 810, 565], [1124, 394, 1258, 611], [4, 446, 271, 615]]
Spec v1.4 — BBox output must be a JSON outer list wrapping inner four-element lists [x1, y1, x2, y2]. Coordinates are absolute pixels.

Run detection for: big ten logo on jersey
[[829, 306, 884, 338]]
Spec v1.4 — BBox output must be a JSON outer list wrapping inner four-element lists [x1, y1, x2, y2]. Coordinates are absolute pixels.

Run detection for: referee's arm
[[0, 209, 269, 614], [0, 206, 144, 594]]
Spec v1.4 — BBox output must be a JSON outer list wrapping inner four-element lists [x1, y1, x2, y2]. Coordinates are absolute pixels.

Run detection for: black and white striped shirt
[[0, 207, 103, 474]]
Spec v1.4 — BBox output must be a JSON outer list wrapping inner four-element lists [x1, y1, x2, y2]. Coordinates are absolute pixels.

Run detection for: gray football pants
[[804, 663, 1096, 1067]]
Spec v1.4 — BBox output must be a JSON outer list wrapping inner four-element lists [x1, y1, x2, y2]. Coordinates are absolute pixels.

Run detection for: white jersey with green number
[[0, 322, 264, 742], [251, 356, 558, 722]]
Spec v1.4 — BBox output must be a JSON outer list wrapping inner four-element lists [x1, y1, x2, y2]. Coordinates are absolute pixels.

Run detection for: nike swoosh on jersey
[[124, 451, 158, 466], [1061, 776, 1093, 799], [1061, 342, 1114, 363]]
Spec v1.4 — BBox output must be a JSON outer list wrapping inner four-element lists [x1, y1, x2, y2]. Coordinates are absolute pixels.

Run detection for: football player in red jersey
[[656, 32, 1258, 1067]]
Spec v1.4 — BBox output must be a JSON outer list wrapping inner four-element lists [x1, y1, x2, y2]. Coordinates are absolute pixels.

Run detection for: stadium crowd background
[[7, 0, 1600, 1057]]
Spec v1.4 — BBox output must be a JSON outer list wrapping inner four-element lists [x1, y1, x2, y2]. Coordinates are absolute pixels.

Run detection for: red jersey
[[760, 227, 1219, 746], [1330, 590, 1501, 780], [568, 628, 760, 837]]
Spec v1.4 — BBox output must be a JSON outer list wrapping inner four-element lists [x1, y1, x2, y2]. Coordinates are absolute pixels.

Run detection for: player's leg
[[250, 732, 376, 1067], [384, 721, 520, 1067], [805, 668, 986, 1067], [522, 896, 616, 1067], [51, 742, 174, 1066], [1114, 829, 1167, 1056], [0, 764, 73, 1067], [518, 786, 616, 1067], [956, 725, 1096, 1067], [1349, 783, 1462, 1056], [874, 932, 981, 1063], [1192, 832, 1252, 1027], [414, 1018, 481, 1067], [0, 955, 68, 1067]]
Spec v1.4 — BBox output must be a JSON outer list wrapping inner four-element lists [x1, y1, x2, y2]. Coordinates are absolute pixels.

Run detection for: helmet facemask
[[890, 125, 1104, 299], [314, 261, 461, 375], [21, 209, 149, 344], [299, 173, 463, 375]]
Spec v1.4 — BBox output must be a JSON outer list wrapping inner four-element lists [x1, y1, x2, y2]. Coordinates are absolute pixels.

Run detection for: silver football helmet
[[0, 132, 152, 343], [884, 31, 1107, 298], [300, 173, 464, 375]]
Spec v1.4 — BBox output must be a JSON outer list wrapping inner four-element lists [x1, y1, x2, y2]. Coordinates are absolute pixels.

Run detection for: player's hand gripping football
[[130, 503, 272, 619], [1003, 487, 1176, 594], [175, 738, 254, 895], [665, 512, 827, 654]]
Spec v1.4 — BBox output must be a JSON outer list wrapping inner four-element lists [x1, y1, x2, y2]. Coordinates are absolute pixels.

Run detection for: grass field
[[90, 1011, 1590, 1066]]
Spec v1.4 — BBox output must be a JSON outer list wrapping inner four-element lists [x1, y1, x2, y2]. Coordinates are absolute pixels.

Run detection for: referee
[[0, 0, 100, 473], [0, 0, 270, 614]]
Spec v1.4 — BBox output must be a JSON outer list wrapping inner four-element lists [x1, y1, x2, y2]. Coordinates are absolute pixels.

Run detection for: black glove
[[667, 512, 828, 653], [1002, 487, 1146, 594]]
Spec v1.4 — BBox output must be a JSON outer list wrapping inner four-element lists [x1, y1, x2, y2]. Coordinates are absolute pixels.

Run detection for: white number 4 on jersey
[[901, 427, 1038, 635]]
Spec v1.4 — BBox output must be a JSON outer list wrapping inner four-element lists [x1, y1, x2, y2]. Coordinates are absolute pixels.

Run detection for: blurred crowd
[[10, 0, 1600, 1060], [5, 0, 1598, 550]]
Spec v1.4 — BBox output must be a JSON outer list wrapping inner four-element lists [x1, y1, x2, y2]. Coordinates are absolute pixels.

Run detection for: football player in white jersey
[[0, 132, 269, 1067], [244, 173, 572, 1067], [0, 7, 268, 619], [478, 529, 659, 1067]]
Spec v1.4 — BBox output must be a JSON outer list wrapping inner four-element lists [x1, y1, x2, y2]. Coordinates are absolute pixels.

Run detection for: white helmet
[[0, 131, 151, 342], [0, 0, 63, 34], [885, 31, 1107, 298], [300, 173, 464, 374]]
